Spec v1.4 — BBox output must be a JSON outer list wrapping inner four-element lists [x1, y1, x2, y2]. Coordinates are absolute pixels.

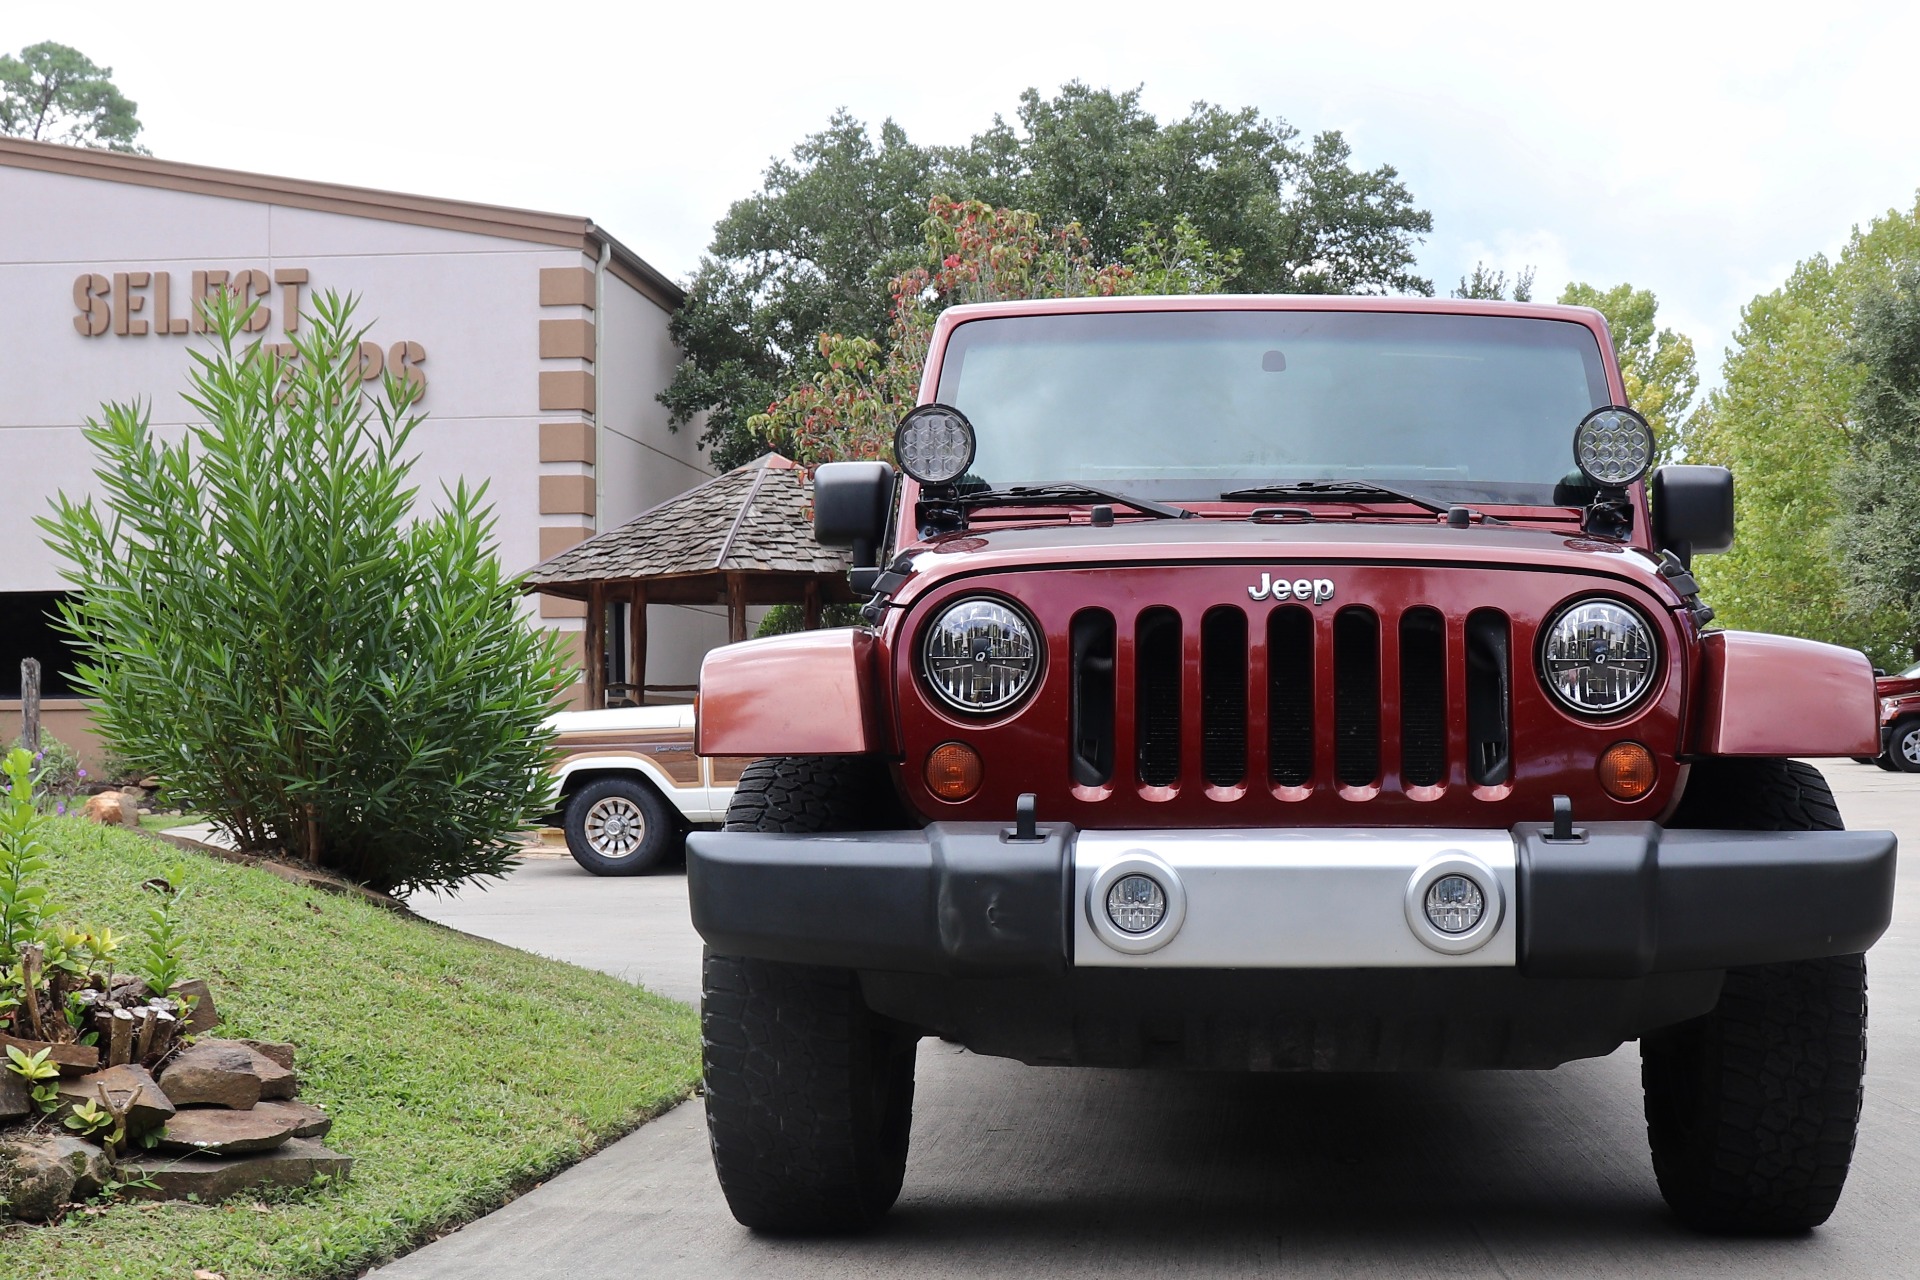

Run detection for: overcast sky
[[15, 2, 1920, 393]]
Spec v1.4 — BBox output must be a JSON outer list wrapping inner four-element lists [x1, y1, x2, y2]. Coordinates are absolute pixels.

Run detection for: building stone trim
[[540, 474, 597, 517], [538, 267, 597, 310], [539, 318, 596, 361], [539, 421, 597, 465]]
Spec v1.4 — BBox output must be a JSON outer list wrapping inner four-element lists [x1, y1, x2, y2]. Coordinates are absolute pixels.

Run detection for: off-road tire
[[703, 952, 917, 1232], [562, 777, 677, 875], [1645, 758, 1867, 1232], [1876, 754, 1901, 772], [704, 755, 918, 1232], [1888, 716, 1920, 773]]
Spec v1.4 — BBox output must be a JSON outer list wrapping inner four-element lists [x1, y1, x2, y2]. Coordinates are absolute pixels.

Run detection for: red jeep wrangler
[[689, 297, 1896, 1235], [1875, 663, 1920, 770]]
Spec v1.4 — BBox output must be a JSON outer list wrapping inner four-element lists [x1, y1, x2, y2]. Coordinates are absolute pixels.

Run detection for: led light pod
[[1573, 406, 1655, 488], [894, 403, 977, 485]]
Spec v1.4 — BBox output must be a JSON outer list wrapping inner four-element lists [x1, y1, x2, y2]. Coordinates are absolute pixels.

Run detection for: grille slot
[[1466, 609, 1512, 785], [1400, 608, 1447, 787], [1267, 606, 1315, 787], [1135, 608, 1183, 786], [1070, 609, 1116, 786], [1201, 607, 1248, 786], [1334, 608, 1381, 787]]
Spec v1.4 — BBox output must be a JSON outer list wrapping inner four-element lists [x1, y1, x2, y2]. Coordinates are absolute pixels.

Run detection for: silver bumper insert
[[1074, 829, 1515, 968]]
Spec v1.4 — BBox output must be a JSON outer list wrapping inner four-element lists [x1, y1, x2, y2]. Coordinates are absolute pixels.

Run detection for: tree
[[1558, 282, 1698, 464], [1452, 262, 1534, 301], [1833, 263, 1920, 644], [39, 292, 569, 895], [667, 85, 1434, 467], [1685, 198, 1920, 667], [748, 198, 1237, 469], [0, 42, 145, 153]]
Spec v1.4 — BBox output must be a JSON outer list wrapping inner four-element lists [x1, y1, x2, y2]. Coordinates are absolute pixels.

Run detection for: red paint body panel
[[1693, 632, 1878, 757], [696, 629, 889, 757], [881, 544, 1690, 829]]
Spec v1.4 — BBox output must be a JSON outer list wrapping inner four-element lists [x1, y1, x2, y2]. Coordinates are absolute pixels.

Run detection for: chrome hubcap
[[585, 796, 646, 858]]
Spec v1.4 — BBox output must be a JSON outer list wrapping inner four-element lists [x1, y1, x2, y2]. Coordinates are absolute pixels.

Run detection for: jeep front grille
[[1069, 603, 1513, 797]]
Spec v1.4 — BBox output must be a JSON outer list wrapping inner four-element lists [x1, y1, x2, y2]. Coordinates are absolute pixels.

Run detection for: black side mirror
[[1650, 465, 1734, 567], [1875, 668, 1888, 677], [813, 462, 897, 579]]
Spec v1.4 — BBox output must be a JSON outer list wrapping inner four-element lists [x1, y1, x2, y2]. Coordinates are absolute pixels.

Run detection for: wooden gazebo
[[523, 454, 855, 707]]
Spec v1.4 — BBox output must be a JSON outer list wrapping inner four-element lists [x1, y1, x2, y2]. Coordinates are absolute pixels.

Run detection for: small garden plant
[[0, 747, 194, 1070]]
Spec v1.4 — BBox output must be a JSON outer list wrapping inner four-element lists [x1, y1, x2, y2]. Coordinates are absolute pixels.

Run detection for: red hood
[[892, 519, 1684, 611]]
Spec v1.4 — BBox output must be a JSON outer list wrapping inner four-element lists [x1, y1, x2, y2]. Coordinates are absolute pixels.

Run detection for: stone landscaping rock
[[251, 1050, 297, 1100], [170, 979, 219, 1035], [0, 1031, 99, 1075], [159, 1041, 262, 1109], [81, 791, 138, 827], [159, 1106, 300, 1155], [120, 1137, 352, 1202], [253, 1099, 331, 1139], [41, 1134, 113, 1198], [0, 1136, 80, 1221], [236, 1038, 294, 1070], [0, 1069, 28, 1120], [54, 1064, 175, 1135]]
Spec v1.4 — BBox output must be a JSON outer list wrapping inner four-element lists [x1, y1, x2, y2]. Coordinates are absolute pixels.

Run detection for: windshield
[[933, 309, 1615, 506]]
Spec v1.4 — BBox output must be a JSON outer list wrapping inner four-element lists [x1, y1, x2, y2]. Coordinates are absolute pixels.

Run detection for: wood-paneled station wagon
[[543, 704, 749, 874], [522, 456, 858, 874], [686, 296, 1897, 1236]]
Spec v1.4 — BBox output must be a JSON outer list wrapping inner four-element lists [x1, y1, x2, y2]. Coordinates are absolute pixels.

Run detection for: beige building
[[0, 138, 722, 764]]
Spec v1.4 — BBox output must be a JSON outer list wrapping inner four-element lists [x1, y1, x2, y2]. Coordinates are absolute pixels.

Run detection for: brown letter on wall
[[72, 273, 110, 336], [233, 268, 272, 332], [275, 268, 308, 333], [388, 340, 426, 393], [124, 271, 149, 335]]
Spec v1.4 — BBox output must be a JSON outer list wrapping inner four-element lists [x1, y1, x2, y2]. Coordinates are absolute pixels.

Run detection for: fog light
[[1598, 741, 1657, 800], [1105, 874, 1167, 934], [925, 741, 983, 801], [1424, 875, 1485, 934]]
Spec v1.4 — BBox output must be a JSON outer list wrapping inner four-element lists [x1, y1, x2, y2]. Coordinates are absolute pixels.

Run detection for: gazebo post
[[629, 583, 648, 705], [726, 573, 747, 645], [585, 581, 606, 709], [803, 578, 822, 630]]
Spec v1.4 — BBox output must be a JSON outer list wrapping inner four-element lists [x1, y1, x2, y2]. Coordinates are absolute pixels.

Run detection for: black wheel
[[1646, 759, 1868, 1232], [1889, 717, 1920, 773], [1875, 754, 1900, 772], [562, 777, 677, 875], [704, 755, 917, 1232], [1851, 757, 1876, 765]]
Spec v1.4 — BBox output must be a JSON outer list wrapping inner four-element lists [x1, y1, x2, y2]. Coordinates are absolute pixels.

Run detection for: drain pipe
[[593, 236, 610, 533]]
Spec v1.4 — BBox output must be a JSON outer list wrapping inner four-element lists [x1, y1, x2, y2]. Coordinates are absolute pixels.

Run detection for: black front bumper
[[688, 821, 1895, 980]]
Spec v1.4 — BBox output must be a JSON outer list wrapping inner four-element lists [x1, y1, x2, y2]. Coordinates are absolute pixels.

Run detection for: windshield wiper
[[1219, 480, 1450, 516], [953, 483, 1197, 520]]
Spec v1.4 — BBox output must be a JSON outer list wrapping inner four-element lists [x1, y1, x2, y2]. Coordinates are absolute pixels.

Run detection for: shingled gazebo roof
[[522, 454, 853, 603]]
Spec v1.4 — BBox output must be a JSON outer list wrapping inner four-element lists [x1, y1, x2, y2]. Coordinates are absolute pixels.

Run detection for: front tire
[[1889, 717, 1920, 773], [703, 755, 918, 1232], [562, 777, 676, 875], [1647, 758, 1868, 1232]]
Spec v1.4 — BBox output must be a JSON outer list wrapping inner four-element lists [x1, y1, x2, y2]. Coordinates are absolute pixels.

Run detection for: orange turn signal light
[[1598, 741, 1657, 801], [926, 741, 983, 802]]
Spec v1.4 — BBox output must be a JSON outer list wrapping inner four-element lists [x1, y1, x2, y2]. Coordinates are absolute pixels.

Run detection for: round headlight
[[922, 597, 1041, 714], [1540, 598, 1658, 716], [894, 403, 976, 486], [1573, 406, 1655, 488]]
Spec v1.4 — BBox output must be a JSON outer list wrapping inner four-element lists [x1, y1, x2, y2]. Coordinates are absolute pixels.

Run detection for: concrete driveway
[[379, 762, 1920, 1278]]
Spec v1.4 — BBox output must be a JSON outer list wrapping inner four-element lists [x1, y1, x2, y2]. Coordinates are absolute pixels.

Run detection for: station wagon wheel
[[1892, 717, 1920, 773], [563, 777, 677, 875]]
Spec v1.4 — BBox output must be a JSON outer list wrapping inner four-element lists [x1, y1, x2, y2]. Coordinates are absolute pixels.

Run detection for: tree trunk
[[20, 658, 40, 751]]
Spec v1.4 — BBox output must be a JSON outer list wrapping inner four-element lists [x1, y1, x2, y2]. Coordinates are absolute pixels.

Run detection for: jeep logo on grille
[[1248, 573, 1335, 603]]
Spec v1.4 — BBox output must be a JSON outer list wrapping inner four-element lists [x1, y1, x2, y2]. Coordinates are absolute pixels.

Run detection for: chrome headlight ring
[[920, 595, 1043, 716], [1539, 597, 1659, 718]]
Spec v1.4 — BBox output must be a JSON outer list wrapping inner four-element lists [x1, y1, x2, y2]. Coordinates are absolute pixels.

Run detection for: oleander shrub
[[39, 291, 568, 894]]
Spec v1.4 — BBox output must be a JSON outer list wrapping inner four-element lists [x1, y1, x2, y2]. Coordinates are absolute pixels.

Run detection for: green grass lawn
[[3, 818, 701, 1279]]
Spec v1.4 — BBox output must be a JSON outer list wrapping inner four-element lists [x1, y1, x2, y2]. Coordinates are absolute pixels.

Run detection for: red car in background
[[1875, 663, 1920, 771]]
